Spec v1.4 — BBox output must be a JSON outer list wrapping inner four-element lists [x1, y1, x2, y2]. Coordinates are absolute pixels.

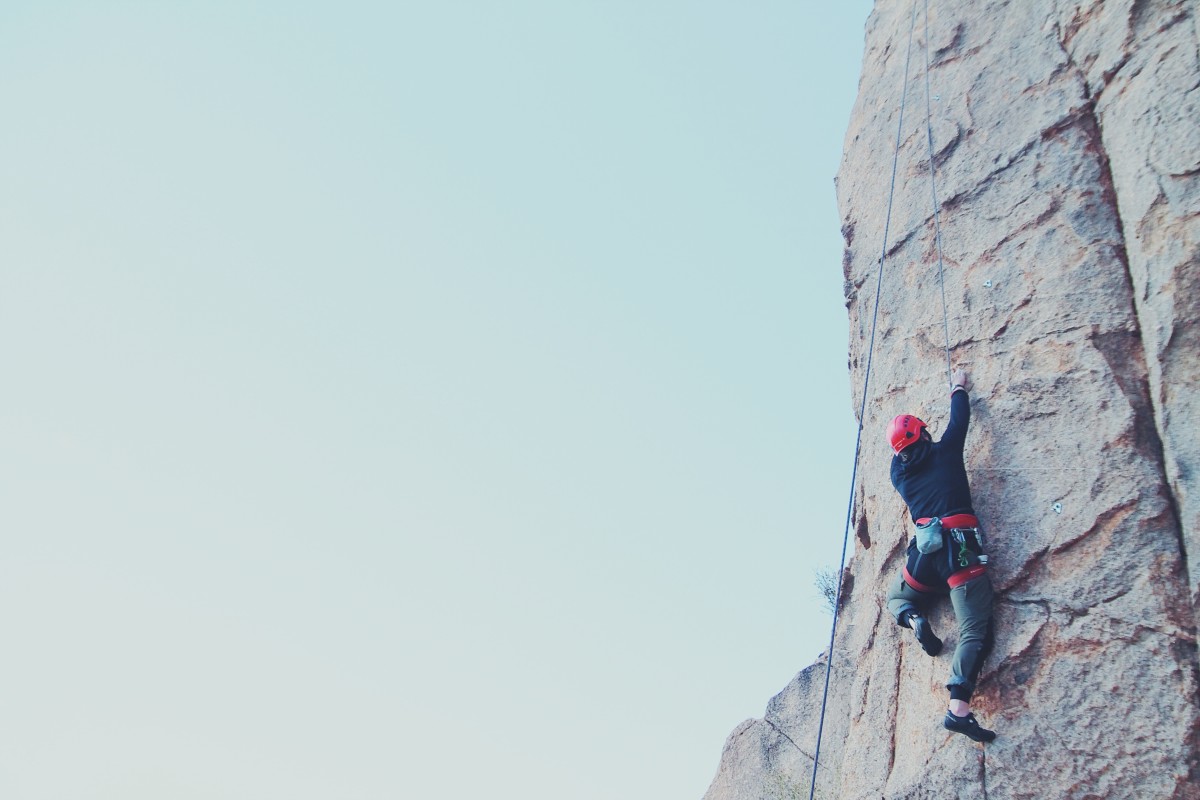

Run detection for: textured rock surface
[[705, 2, 1199, 799]]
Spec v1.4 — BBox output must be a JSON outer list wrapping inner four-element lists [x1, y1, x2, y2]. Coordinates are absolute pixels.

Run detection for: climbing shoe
[[908, 614, 943, 656], [943, 711, 996, 743]]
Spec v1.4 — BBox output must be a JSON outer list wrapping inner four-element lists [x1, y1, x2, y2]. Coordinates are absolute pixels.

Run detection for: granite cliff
[[705, 1, 1199, 798]]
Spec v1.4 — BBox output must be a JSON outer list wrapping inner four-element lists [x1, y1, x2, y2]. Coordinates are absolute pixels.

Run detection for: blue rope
[[807, 3, 920, 798]]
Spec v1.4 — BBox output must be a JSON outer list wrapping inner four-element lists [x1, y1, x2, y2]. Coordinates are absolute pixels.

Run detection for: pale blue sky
[[0, 2, 870, 798]]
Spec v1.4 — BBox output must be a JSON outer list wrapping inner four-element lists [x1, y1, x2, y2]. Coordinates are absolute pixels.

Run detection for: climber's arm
[[943, 369, 971, 452]]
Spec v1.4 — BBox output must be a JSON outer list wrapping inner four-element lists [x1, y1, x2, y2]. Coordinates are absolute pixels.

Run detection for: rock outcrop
[[704, 2, 1199, 798]]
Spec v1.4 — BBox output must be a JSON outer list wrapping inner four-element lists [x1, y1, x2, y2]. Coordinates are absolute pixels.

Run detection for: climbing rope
[[922, 0, 955, 388], [807, 2, 961, 794], [807, 3, 921, 798]]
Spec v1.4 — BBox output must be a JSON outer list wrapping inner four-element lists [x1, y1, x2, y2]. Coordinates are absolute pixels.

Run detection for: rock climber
[[884, 368, 997, 743]]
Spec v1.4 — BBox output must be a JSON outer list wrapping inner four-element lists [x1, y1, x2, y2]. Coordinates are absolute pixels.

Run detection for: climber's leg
[[886, 570, 927, 625], [947, 573, 995, 698], [886, 572, 944, 655]]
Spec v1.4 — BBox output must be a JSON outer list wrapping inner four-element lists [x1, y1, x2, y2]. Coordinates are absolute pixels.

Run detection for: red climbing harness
[[906, 513, 987, 590]]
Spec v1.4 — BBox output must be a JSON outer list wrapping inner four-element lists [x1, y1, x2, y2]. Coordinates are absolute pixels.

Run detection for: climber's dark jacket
[[890, 388, 975, 522], [891, 388, 985, 591]]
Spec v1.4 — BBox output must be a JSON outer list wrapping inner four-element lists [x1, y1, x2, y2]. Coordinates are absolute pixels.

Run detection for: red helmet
[[887, 414, 927, 454]]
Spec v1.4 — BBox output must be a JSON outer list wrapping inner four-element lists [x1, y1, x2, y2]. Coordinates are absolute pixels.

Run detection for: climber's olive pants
[[886, 571, 995, 699]]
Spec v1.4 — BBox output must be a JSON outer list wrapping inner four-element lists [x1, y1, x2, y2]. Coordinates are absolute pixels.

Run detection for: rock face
[[704, 2, 1199, 799]]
